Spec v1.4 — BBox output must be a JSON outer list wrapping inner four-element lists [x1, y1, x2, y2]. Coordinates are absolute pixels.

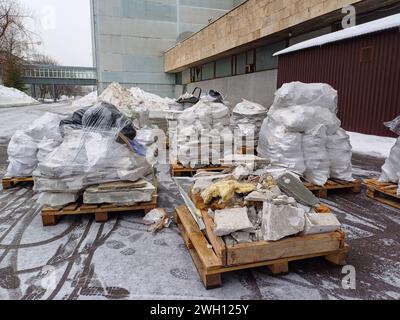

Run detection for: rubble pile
[[258, 82, 353, 186], [379, 116, 400, 194], [171, 100, 232, 168], [191, 164, 341, 243]]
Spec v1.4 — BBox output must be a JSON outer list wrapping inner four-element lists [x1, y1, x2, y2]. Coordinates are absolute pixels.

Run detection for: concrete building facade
[[165, 0, 400, 107], [91, 0, 244, 96]]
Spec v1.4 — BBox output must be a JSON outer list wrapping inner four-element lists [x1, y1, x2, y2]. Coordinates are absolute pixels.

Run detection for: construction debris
[[213, 207, 254, 237], [189, 163, 342, 243], [143, 208, 171, 233], [258, 82, 354, 186]]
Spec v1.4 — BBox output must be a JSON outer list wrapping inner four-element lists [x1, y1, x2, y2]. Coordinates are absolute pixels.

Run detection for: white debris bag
[[231, 99, 268, 140], [327, 129, 353, 181], [379, 137, 400, 183], [272, 81, 338, 113], [302, 125, 330, 186], [6, 113, 66, 177], [269, 105, 341, 135], [257, 118, 306, 173]]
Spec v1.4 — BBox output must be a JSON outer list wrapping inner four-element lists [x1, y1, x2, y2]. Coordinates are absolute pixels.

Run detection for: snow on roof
[[274, 13, 400, 56]]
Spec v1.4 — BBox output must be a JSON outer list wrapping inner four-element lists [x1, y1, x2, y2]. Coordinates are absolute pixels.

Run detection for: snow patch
[[72, 91, 98, 108], [275, 14, 400, 56], [347, 131, 396, 159], [0, 85, 39, 107]]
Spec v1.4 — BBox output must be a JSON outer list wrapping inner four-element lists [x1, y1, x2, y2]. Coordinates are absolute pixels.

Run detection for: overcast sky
[[20, 0, 93, 67]]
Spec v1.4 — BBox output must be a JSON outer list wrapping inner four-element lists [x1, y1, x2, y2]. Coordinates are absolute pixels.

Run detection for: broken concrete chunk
[[231, 231, 253, 244], [269, 185, 282, 197], [143, 208, 165, 225], [38, 192, 79, 208], [277, 172, 319, 207], [302, 212, 341, 235], [223, 235, 236, 246], [232, 164, 253, 180], [261, 203, 305, 241], [245, 190, 275, 202], [213, 207, 255, 237]]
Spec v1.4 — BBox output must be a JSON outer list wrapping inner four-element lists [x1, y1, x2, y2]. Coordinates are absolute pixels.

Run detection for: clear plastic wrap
[[34, 102, 153, 201]]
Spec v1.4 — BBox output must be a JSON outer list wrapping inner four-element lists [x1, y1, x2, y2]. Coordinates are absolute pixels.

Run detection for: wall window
[[202, 62, 215, 80], [234, 50, 255, 75], [182, 69, 191, 84], [191, 66, 202, 82], [216, 57, 232, 78], [175, 72, 182, 85], [256, 41, 286, 71], [235, 52, 246, 75]]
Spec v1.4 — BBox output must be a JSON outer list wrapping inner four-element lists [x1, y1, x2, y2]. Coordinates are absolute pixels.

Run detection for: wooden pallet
[[364, 179, 400, 210], [41, 179, 158, 226], [175, 206, 349, 289], [2, 176, 34, 190], [171, 164, 231, 177], [303, 179, 361, 198], [238, 146, 257, 155]]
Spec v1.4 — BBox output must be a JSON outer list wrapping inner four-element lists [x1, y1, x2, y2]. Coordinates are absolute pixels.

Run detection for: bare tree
[[0, 0, 35, 86]]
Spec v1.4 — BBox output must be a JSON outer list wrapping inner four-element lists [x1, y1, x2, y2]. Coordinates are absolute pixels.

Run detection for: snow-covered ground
[[347, 131, 396, 159], [72, 90, 97, 108], [0, 85, 39, 107], [0, 102, 78, 143]]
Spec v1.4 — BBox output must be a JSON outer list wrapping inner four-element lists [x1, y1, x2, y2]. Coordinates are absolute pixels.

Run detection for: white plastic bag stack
[[258, 82, 353, 186], [231, 99, 268, 148], [172, 101, 231, 168], [6, 113, 66, 177]]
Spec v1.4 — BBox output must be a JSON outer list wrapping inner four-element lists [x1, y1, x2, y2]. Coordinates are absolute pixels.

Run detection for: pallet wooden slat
[[41, 178, 158, 226], [304, 179, 361, 198], [2, 176, 34, 190], [175, 206, 349, 289], [364, 179, 400, 210], [171, 164, 231, 177]]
